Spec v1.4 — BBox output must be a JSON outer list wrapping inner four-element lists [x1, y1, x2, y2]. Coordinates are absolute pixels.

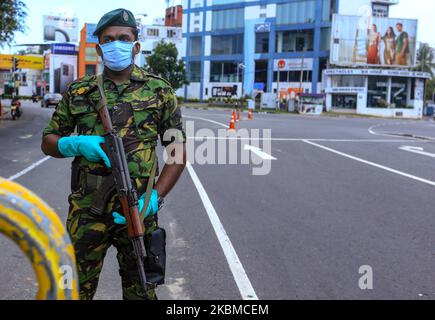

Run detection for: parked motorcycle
[[10, 97, 22, 121]]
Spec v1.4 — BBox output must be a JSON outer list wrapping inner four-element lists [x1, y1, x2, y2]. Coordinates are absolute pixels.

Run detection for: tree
[[426, 78, 435, 101], [415, 43, 435, 77], [0, 0, 27, 46], [145, 41, 188, 90]]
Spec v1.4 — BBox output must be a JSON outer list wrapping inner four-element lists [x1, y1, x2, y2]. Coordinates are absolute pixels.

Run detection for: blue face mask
[[99, 41, 138, 71]]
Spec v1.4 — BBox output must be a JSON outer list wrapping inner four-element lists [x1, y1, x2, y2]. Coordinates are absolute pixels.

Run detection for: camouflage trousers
[[66, 177, 158, 300]]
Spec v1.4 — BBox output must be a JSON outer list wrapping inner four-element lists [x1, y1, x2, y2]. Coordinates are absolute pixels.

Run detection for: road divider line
[[399, 146, 435, 158], [186, 136, 425, 143], [183, 115, 229, 128], [186, 162, 259, 300], [8, 156, 51, 181], [303, 140, 435, 188], [244, 144, 276, 160]]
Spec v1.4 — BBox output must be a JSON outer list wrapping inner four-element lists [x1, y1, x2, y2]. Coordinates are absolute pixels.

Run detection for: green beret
[[93, 8, 137, 37]]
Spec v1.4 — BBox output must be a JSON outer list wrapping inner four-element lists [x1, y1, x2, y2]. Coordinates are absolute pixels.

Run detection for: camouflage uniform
[[43, 65, 185, 300]]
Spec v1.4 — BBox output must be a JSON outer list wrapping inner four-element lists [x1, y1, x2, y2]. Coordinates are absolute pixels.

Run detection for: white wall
[[338, 0, 372, 15], [190, 11, 203, 33]]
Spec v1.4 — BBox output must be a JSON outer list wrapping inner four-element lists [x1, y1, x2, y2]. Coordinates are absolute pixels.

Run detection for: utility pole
[[298, 47, 305, 113]]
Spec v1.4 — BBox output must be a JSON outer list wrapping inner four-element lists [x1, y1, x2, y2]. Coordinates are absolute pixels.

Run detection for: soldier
[[41, 8, 186, 300]]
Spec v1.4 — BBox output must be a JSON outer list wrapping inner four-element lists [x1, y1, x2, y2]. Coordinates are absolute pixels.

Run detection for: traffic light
[[12, 57, 19, 72]]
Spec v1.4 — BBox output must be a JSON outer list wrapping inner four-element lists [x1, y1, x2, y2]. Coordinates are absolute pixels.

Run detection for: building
[[181, 0, 431, 119], [166, 5, 183, 27], [323, 1, 431, 118], [135, 24, 183, 68], [182, 0, 340, 101], [78, 23, 102, 78]]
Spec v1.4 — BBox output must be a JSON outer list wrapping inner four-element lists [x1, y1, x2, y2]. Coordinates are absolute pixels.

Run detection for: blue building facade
[[182, 0, 339, 101]]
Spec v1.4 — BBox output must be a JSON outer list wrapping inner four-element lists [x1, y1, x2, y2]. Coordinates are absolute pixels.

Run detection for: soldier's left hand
[[112, 189, 159, 225]]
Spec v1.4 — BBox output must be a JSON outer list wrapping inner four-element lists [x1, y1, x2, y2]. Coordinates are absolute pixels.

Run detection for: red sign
[[278, 60, 286, 70]]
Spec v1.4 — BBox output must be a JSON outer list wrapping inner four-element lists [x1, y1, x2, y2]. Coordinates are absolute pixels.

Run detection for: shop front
[[323, 69, 431, 119]]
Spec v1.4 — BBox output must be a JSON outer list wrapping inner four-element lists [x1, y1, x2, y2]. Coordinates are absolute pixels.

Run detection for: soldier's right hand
[[57, 135, 111, 168]]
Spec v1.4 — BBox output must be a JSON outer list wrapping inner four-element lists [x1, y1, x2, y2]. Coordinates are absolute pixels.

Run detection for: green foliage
[[427, 78, 435, 100], [0, 0, 27, 46], [414, 44, 435, 77], [144, 41, 187, 90]]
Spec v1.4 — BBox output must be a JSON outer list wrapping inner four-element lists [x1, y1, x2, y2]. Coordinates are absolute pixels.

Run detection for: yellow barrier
[[0, 178, 78, 300]]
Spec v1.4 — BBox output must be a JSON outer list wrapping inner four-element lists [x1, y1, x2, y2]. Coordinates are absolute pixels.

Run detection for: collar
[[130, 65, 148, 82]]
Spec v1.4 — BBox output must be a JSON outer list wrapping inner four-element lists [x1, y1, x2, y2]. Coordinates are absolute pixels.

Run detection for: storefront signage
[[325, 69, 431, 79]]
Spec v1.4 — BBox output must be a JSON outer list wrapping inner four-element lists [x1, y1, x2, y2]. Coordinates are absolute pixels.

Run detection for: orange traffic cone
[[248, 109, 253, 120], [229, 113, 236, 131], [237, 110, 242, 121], [231, 110, 238, 122]]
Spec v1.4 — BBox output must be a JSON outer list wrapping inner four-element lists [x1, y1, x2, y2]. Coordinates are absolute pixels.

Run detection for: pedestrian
[[41, 8, 186, 300]]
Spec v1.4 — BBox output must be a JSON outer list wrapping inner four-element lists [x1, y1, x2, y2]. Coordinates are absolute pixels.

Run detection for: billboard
[[330, 14, 418, 68], [274, 58, 313, 71], [43, 15, 79, 43], [0, 54, 44, 70], [85, 24, 98, 44], [51, 43, 77, 55], [49, 54, 77, 94]]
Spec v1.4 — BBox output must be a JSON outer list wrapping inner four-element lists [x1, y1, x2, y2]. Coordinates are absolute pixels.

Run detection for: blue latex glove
[[112, 189, 159, 225], [58, 135, 111, 168]]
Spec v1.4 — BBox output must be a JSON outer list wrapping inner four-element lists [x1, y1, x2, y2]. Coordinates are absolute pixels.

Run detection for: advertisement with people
[[43, 15, 79, 43], [330, 14, 418, 68]]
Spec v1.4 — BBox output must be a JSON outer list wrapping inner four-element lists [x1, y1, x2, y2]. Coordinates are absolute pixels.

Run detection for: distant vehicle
[[41, 93, 62, 108], [11, 97, 22, 120]]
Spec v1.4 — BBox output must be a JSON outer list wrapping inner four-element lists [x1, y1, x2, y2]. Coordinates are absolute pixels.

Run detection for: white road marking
[[186, 136, 424, 143], [244, 144, 277, 160], [19, 134, 33, 139], [8, 156, 51, 181], [186, 162, 258, 300], [399, 146, 435, 158], [303, 140, 435, 188], [368, 122, 435, 140], [183, 115, 229, 128]]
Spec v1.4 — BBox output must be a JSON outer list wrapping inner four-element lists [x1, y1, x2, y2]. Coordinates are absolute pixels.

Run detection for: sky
[[2, 0, 182, 53], [2, 0, 435, 53]]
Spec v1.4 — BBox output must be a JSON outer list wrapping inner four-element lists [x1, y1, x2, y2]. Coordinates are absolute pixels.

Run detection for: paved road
[[1, 101, 435, 300]]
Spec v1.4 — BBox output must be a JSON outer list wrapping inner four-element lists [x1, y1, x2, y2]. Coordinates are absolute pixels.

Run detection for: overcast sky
[[2, 0, 434, 53]]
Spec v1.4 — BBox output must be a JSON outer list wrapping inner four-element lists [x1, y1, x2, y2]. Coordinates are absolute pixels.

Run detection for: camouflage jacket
[[43, 65, 185, 179]]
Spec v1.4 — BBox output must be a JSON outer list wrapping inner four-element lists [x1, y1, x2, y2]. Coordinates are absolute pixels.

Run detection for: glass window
[[85, 64, 96, 76], [147, 28, 159, 37], [189, 36, 202, 56], [189, 62, 201, 82], [276, 1, 316, 25], [320, 28, 331, 51], [331, 75, 365, 87], [273, 71, 312, 82], [322, 0, 337, 21], [211, 34, 244, 55], [212, 8, 244, 30], [318, 58, 328, 82], [368, 76, 389, 108], [275, 30, 314, 53], [210, 61, 242, 82], [391, 77, 410, 108], [255, 32, 269, 53]]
